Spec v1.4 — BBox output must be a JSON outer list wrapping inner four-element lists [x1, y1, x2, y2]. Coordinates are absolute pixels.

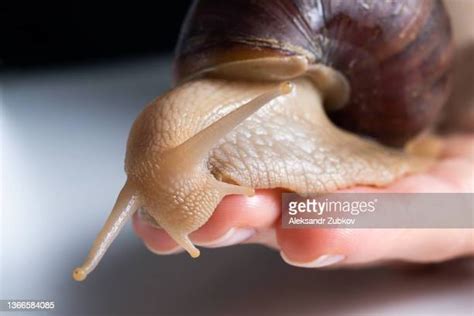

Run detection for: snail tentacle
[[169, 81, 294, 164], [72, 181, 141, 281]]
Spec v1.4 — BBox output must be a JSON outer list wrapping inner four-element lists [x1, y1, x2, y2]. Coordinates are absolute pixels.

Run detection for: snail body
[[73, 0, 453, 281]]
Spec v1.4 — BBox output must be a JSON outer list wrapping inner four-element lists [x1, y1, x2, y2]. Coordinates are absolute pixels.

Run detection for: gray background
[[1, 57, 473, 315]]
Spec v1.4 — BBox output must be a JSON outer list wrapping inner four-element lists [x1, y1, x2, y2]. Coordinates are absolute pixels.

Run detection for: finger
[[133, 212, 183, 254], [278, 135, 474, 267], [277, 227, 474, 268], [132, 189, 281, 254]]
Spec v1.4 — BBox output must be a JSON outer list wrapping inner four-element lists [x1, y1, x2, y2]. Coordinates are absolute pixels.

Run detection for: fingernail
[[280, 252, 345, 268], [195, 228, 256, 248], [144, 241, 182, 255]]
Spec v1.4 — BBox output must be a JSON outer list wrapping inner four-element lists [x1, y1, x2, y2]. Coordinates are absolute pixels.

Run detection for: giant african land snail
[[73, 0, 454, 281]]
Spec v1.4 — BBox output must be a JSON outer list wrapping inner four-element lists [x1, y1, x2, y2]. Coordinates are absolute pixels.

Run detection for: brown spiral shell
[[174, 0, 453, 146]]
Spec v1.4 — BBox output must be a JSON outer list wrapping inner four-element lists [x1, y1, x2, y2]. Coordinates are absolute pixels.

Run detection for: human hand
[[134, 134, 473, 268]]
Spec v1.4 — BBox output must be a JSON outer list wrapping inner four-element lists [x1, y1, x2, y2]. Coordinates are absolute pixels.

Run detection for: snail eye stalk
[[72, 181, 141, 281]]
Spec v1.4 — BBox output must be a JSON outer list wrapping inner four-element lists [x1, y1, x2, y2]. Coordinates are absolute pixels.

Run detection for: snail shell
[[175, 0, 453, 146], [438, 0, 474, 133], [73, 0, 454, 281]]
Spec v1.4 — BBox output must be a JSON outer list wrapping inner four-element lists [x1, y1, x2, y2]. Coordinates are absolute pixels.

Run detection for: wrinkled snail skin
[[73, 0, 453, 281]]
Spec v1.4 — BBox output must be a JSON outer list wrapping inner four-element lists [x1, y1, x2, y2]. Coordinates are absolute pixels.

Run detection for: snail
[[72, 0, 453, 281]]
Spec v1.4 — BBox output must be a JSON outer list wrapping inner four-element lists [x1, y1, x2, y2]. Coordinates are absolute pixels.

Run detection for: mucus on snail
[[72, 0, 453, 281]]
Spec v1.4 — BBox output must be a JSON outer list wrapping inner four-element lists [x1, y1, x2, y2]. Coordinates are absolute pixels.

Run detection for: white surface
[[1, 57, 473, 315]]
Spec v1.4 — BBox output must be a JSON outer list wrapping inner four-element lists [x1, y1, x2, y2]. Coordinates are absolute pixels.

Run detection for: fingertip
[[276, 227, 347, 264], [144, 241, 182, 255], [191, 189, 281, 244], [132, 212, 180, 254]]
